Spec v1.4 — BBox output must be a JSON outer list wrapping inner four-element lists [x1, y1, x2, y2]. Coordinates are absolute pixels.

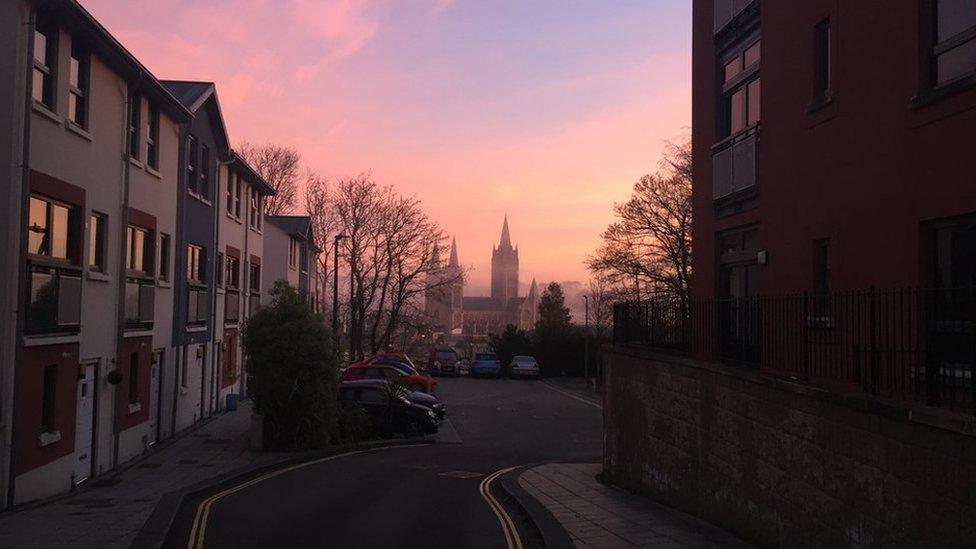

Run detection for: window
[[147, 104, 160, 170], [249, 263, 260, 292], [720, 39, 761, 138], [934, 0, 976, 85], [200, 145, 210, 200], [128, 94, 141, 160], [28, 195, 76, 261], [249, 189, 259, 229], [68, 39, 89, 128], [125, 225, 152, 275], [226, 256, 240, 289], [216, 252, 224, 287], [88, 212, 107, 272], [186, 135, 198, 195], [234, 177, 242, 218], [288, 238, 298, 269], [41, 364, 57, 432], [159, 233, 171, 282], [32, 20, 56, 109], [187, 244, 205, 284], [813, 19, 831, 101], [129, 353, 139, 405], [226, 173, 235, 215]]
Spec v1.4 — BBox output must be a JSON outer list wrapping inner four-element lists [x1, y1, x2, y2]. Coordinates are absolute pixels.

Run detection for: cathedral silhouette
[[425, 216, 538, 336]]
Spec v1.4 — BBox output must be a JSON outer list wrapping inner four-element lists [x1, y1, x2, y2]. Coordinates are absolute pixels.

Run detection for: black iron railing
[[614, 287, 976, 415]]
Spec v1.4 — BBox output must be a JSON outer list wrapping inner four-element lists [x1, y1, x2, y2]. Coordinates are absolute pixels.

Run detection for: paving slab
[[517, 463, 753, 549]]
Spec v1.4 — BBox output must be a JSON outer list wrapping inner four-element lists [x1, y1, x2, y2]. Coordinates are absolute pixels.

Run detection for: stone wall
[[602, 346, 976, 547]]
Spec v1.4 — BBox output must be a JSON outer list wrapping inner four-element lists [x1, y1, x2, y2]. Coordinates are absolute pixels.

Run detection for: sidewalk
[[517, 463, 751, 548], [0, 402, 283, 548]]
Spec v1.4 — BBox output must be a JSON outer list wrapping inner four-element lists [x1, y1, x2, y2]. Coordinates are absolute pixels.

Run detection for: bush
[[334, 404, 375, 444], [489, 324, 533, 370], [242, 281, 338, 451]]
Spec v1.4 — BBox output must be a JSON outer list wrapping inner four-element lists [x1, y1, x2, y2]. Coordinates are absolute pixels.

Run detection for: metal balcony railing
[[25, 264, 82, 335], [712, 127, 758, 199], [714, 0, 757, 34]]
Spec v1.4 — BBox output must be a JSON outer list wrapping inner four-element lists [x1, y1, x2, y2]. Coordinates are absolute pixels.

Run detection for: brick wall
[[602, 346, 976, 547]]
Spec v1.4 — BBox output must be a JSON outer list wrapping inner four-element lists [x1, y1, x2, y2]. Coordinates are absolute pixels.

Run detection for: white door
[[148, 350, 161, 445], [74, 363, 95, 484]]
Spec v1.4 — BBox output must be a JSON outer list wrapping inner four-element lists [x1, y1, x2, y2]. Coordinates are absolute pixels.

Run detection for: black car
[[341, 379, 446, 419], [338, 384, 438, 437]]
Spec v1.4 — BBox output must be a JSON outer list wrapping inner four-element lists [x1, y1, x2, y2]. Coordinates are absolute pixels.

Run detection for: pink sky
[[83, 0, 691, 294]]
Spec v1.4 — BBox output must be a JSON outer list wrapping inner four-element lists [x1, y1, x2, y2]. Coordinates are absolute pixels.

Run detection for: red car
[[340, 360, 437, 394]]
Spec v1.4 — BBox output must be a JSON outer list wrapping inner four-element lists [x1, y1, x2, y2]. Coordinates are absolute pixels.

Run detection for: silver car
[[508, 355, 540, 379]]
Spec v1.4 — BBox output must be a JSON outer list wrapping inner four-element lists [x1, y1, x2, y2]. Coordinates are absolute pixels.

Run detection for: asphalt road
[[173, 377, 603, 548]]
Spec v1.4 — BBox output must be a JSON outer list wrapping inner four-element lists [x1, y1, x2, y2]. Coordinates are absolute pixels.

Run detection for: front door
[[74, 362, 95, 483], [148, 350, 161, 445]]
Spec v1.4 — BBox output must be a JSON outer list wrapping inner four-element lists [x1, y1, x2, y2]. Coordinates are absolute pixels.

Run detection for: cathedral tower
[[491, 216, 519, 303]]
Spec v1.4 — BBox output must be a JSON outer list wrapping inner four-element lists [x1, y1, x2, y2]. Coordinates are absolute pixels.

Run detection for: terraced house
[[0, 0, 279, 508]]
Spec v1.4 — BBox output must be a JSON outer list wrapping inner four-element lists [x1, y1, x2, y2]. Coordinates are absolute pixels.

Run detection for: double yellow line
[[479, 467, 523, 549], [186, 444, 428, 549]]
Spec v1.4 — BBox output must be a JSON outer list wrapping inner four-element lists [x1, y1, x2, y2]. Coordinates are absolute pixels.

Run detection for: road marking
[[186, 443, 429, 549], [479, 466, 523, 549], [540, 381, 603, 410]]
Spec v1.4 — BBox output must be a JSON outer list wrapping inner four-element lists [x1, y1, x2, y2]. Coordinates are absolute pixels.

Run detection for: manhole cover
[[439, 470, 485, 479], [177, 459, 199, 465]]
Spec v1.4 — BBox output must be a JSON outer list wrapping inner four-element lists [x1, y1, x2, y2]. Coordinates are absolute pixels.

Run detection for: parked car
[[374, 351, 426, 373], [340, 361, 438, 394], [337, 384, 438, 436], [341, 380, 446, 419], [508, 355, 540, 379], [469, 352, 502, 378], [427, 347, 461, 377]]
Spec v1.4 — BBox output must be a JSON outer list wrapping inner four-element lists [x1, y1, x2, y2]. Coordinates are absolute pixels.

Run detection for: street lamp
[[583, 294, 589, 382], [332, 234, 345, 355]]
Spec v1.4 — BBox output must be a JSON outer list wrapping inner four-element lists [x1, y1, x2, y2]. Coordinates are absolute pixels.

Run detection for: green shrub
[[242, 281, 338, 451]]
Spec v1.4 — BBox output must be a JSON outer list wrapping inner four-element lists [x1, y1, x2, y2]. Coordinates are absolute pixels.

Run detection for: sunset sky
[[84, 0, 692, 294]]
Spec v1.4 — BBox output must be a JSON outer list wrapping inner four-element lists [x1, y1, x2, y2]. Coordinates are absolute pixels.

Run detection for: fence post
[[802, 291, 810, 383]]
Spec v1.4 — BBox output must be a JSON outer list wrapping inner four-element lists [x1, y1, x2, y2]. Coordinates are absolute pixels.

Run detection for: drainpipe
[[212, 157, 233, 413], [171, 121, 188, 437], [113, 73, 144, 470], [7, 5, 36, 508]]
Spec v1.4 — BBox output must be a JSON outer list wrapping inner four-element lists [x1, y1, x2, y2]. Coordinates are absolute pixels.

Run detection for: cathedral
[[425, 217, 538, 336]]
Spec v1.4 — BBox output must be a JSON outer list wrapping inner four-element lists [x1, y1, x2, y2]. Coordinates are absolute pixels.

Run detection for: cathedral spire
[[499, 215, 512, 250], [528, 277, 538, 300], [449, 236, 459, 267]]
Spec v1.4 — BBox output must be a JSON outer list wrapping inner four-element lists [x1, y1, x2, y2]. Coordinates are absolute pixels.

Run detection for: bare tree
[[587, 138, 692, 303], [586, 276, 617, 341], [304, 172, 333, 317], [331, 174, 461, 359], [238, 141, 301, 216]]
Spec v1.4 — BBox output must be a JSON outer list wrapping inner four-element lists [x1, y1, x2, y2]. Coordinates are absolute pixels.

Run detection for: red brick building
[[692, 0, 976, 301]]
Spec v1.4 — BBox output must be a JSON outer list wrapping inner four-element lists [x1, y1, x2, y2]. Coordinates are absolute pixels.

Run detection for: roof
[[160, 80, 231, 157], [266, 215, 319, 251], [228, 151, 276, 196], [43, 0, 191, 122]]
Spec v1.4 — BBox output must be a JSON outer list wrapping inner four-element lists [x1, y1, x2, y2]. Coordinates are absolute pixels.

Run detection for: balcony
[[712, 127, 757, 200], [225, 290, 240, 324], [26, 264, 82, 335], [187, 286, 209, 326], [714, 0, 757, 34], [125, 279, 155, 329]]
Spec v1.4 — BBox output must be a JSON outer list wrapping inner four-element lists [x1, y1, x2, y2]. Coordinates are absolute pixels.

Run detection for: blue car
[[469, 352, 502, 378]]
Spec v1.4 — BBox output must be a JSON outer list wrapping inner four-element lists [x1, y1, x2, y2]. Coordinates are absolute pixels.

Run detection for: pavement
[[0, 401, 285, 549], [516, 463, 752, 548]]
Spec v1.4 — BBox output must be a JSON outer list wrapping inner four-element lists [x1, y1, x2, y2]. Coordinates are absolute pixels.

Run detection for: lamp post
[[332, 234, 345, 355], [583, 294, 589, 382]]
